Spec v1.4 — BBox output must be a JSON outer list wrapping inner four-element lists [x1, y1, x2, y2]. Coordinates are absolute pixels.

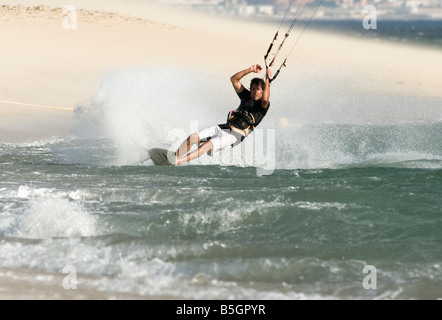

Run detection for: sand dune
[[0, 4, 175, 28]]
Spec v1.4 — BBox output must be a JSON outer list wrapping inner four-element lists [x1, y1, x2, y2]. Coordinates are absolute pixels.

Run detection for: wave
[[0, 193, 96, 239], [277, 122, 442, 169]]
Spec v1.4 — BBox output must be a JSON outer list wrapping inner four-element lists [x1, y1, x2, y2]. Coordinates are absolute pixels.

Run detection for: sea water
[[1, 59, 442, 299]]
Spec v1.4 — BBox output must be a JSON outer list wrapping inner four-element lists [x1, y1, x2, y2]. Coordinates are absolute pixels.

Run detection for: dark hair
[[250, 77, 265, 89]]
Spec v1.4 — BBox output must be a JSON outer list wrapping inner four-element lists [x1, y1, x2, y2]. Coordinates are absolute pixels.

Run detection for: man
[[168, 64, 271, 166]]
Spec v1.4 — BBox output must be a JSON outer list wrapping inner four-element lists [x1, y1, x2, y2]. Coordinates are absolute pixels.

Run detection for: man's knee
[[205, 140, 213, 150], [189, 133, 200, 144]]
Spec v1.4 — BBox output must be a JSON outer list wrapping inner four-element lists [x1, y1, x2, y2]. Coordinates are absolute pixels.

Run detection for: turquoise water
[[0, 138, 441, 299], [1, 65, 441, 299]]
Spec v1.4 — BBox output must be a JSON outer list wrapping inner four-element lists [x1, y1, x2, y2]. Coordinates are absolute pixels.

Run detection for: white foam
[[1, 138, 64, 149], [294, 201, 349, 211], [12, 198, 96, 239]]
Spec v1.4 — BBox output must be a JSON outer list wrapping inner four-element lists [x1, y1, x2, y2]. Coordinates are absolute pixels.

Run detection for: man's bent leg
[[176, 140, 213, 166], [176, 133, 200, 159]]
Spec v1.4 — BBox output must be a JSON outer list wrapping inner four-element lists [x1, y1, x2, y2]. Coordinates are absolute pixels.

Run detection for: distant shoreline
[[232, 13, 442, 49], [187, 5, 442, 49], [308, 19, 442, 48]]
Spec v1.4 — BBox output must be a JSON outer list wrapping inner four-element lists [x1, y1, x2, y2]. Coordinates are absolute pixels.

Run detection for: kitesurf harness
[[264, 0, 324, 83], [217, 122, 246, 149], [223, 102, 268, 147], [226, 87, 269, 139], [227, 109, 256, 136]]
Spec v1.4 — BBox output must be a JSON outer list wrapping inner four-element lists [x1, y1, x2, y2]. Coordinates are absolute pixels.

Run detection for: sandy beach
[[1, 0, 442, 141], [1, 0, 442, 299]]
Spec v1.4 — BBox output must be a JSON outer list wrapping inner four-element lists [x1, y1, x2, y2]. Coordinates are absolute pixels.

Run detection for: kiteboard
[[147, 148, 176, 166]]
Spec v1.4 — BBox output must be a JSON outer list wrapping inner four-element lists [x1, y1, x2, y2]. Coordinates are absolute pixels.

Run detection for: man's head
[[250, 78, 265, 101]]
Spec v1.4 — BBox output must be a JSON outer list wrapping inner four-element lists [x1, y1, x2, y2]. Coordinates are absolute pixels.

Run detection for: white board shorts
[[197, 125, 241, 156]]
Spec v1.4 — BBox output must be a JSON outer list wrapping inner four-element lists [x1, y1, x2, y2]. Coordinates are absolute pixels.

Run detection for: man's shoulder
[[237, 87, 250, 99]]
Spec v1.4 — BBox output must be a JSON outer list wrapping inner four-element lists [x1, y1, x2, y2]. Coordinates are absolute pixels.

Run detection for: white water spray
[[71, 65, 442, 169]]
